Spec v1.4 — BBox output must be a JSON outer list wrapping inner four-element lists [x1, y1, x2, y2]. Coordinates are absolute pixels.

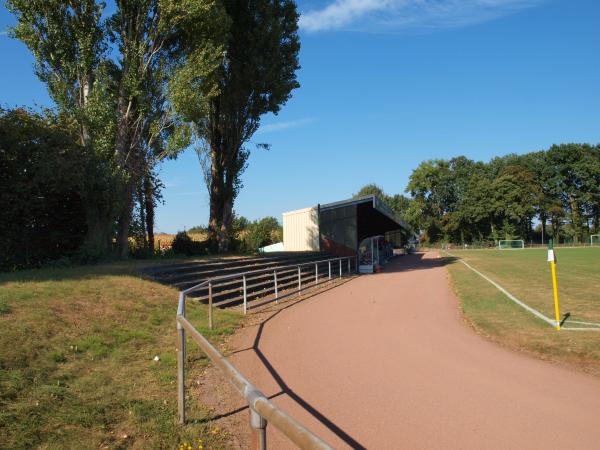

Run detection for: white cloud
[[300, 0, 543, 33], [257, 117, 316, 134]]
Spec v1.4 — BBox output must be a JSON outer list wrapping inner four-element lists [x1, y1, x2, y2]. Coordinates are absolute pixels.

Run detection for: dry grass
[[155, 232, 208, 251], [0, 259, 242, 450], [446, 247, 600, 377]]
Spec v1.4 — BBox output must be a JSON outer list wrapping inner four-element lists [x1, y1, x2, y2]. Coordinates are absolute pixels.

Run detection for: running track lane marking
[[442, 251, 600, 331]]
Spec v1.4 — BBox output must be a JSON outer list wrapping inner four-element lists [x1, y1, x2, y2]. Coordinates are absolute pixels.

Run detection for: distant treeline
[[406, 144, 600, 245]]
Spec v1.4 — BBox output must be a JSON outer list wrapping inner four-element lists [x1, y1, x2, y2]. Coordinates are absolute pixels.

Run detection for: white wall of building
[[283, 206, 319, 251]]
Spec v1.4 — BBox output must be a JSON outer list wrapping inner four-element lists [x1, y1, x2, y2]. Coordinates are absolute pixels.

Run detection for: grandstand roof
[[320, 195, 412, 237]]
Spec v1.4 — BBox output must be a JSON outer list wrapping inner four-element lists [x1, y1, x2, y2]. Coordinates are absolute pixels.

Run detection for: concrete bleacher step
[[147, 252, 329, 285], [192, 264, 332, 302], [145, 251, 351, 309], [190, 260, 353, 309], [166, 253, 330, 288]]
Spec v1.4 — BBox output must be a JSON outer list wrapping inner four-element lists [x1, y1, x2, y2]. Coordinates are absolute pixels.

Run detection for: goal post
[[591, 235, 600, 246], [498, 239, 525, 250]]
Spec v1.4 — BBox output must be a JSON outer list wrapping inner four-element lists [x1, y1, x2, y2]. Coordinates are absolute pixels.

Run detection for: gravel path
[[227, 252, 600, 449]]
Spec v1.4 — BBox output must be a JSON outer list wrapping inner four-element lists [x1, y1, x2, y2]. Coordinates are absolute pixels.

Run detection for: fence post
[[249, 408, 267, 450], [274, 270, 278, 303], [243, 275, 247, 315], [315, 263, 318, 285], [328, 260, 331, 280], [208, 282, 213, 330], [177, 292, 186, 424], [298, 266, 301, 296]]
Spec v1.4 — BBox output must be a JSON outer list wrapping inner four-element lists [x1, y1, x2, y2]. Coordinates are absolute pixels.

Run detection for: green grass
[[446, 247, 600, 376], [0, 260, 242, 450]]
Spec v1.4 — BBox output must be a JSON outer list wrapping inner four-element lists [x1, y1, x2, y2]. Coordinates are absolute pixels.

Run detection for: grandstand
[[148, 195, 413, 308], [282, 195, 413, 272]]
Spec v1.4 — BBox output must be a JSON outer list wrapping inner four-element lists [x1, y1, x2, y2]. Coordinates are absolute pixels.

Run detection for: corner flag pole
[[548, 239, 560, 331]]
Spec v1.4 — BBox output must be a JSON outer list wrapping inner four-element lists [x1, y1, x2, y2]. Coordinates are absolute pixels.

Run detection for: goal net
[[591, 235, 600, 246], [498, 240, 524, 249]]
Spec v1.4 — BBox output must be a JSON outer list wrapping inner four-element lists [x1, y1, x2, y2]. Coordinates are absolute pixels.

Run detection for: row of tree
[[406, 144, 600, 245], [186, 215, 283, 253], [5, 0, 300, 266]]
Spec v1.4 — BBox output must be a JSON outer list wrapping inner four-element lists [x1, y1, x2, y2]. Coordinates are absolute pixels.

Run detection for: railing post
[[298, 266, 301, 296], [177, 292, 186, 424], [208, 282, 213, 330], [243, 275, 247, 315], [249, 408, 267, 450], [315, 263, 318, 285], [274, 270, 278, 303], [339, 259, 342, 278], [328, 260, 331, 280], [347, 258, 350, 274]]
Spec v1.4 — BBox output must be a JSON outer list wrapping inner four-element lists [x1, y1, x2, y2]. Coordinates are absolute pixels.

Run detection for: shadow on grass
[[0, 254, 251, 284]]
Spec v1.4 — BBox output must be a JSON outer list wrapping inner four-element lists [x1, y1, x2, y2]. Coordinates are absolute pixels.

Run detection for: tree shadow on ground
[[0, 254, 249, 284], [213, 278, 367, 448], [376, 252, 458, 274], [199, 252, 454, 446]]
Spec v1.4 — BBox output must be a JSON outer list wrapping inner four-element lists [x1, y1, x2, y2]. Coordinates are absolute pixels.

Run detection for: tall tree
[[7, 0, 120, 257], [10, 0, 223, 258], [171, 0, 301, 252]]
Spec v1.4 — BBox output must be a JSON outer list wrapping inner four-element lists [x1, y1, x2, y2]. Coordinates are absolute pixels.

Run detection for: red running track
[[228, 252, 600, 449]]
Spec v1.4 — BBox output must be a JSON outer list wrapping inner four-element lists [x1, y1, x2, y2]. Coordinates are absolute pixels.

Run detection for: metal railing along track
[[176, 255, 356, 448]]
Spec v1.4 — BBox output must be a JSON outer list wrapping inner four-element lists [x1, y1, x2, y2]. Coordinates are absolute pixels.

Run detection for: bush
[[171, 231, 209, 256], [242, 217, 282, 252], [0, 108, 88, 271]]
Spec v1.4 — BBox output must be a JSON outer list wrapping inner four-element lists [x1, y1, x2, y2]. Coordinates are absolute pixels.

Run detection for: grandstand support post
[[298, 267, 301, 297], [274, 271, 278, 303], [208, 282, 213, 330], [243, 275, 247, 315], [315, 263, 318, 285], [328, 261, 331, 280], [177, 292, 186, 424]]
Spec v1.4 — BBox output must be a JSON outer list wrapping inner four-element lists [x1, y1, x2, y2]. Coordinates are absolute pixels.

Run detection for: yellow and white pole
[[548, 239, 560, 331]]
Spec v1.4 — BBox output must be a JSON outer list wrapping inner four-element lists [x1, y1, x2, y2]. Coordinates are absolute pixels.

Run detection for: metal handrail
[[175, 254, 356, 448], [181, 255, 355, 328], [176, 314, 332, 449], [182, 255, 354, 295]]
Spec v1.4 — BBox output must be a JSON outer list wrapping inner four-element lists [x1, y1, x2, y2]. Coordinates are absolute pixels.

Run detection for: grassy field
[[0, 259, 242, 450], [445, 247, 600, 376]]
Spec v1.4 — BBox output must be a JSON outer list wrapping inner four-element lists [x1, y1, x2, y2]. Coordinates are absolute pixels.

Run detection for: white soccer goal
[[498, 239, 525, 250], [591, 235, 600, 246]]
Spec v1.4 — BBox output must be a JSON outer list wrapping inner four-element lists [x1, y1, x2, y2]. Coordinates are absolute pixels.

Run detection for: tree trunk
[[568, 195, 581, 243], [137, 182, 148, 252], [540, 212, 547, 245], [208, 156, 234, 253], [116, 178, 135, 258], [144, 172, 155, 254]]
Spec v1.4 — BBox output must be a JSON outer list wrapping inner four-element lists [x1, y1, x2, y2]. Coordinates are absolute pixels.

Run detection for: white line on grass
[[445, 250, 600, 332], [560, 327, 600, 331]]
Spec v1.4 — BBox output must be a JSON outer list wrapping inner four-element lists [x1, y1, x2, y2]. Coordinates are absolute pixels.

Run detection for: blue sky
[[1, 0, 599, 232]]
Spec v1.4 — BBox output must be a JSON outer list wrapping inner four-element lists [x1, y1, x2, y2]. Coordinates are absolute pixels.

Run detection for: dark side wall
[[319, 204, 358, 256]]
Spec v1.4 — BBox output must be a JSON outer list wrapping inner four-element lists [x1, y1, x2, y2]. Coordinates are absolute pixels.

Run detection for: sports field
[[446, 247, 600, 375]]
